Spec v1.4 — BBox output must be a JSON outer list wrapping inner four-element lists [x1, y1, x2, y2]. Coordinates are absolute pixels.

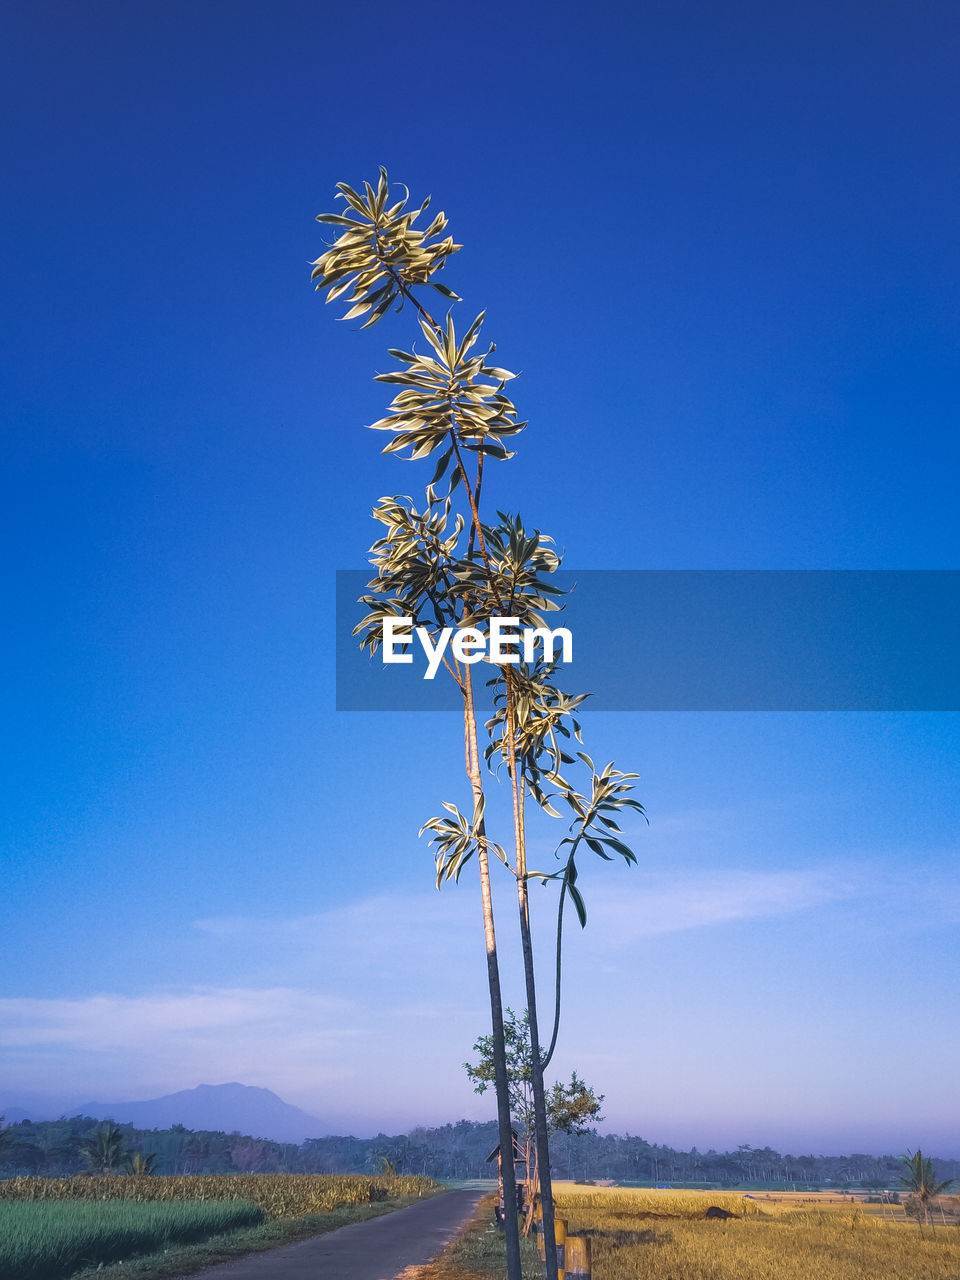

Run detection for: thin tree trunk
[[403, 295, 523, 1278], [463, 667, 523, 1280], [505, 688, 559, 1280], [517, 873, 559, 1280]]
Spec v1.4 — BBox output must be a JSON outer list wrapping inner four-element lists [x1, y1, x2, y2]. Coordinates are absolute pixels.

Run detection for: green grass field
[[0, 1173, 444, 1280], [0, 1199, 264, 1280]]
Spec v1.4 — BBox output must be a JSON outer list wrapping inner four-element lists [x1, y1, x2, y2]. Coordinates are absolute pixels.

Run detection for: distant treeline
[[2, 1115, 957, 1189]]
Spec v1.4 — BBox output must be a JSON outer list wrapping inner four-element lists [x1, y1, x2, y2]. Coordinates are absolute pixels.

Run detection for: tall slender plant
[[311, 169, 644, 1280], [899, 1149, 954, 1227], [80, 1123, 128, 1175]]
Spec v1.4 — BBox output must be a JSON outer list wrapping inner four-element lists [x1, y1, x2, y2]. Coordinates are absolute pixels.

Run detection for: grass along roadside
[[1, 1181, 445, 1280], [69, 1197, 435, 1280], [1, 1199, 264, 1280], [396, 1194, 541, 1280]]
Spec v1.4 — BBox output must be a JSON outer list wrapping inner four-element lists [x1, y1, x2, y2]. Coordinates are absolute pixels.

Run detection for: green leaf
[[601, 836, 637, 861], [430, 447, 454, 486], [568, 883, 587, 927]]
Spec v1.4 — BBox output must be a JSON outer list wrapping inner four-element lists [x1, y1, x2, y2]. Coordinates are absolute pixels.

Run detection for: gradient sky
[[2, 0, 958, 1157]]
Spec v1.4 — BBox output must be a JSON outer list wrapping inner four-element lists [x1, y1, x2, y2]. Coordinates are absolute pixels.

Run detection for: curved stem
[[540, 876, 566, 1072], [541, 822, 587, 1071]]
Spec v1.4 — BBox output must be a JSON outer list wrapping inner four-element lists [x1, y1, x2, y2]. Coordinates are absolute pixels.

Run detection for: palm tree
[[899, 1149, 954, 1225], [127, 1150, 158, 1175], [80, 1123, 127, 1175]]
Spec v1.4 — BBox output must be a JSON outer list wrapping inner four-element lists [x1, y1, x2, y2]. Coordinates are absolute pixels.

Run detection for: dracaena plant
[[371, 314, 525, 467], [311, 169, 461, 325], [311, 168, 644, 1280]]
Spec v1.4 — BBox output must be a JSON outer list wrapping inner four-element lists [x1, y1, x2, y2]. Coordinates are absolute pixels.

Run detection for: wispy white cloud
[[522, 863, 860, 949], [0, 987, 354, 1052], [589, 866, 855, 939], [194, 888, 476, 951], [190, 889, 498, 1000], [0, 984, 481, 1126], [194, 866, 853, 948]]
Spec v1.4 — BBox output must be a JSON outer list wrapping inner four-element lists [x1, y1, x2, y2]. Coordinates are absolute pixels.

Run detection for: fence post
[[565, 1235, 591, 1279], [535, 1212, 567, 1280]]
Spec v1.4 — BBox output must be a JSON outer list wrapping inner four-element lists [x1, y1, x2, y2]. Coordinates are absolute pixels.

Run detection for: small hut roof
[[485, 1128, 524, 1163]]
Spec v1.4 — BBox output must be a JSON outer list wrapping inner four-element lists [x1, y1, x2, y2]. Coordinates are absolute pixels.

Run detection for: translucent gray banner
[[336, 570, 959, 711]]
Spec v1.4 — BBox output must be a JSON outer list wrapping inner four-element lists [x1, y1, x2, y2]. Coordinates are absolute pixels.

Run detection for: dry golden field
[[550, 1184, 960, 1280]]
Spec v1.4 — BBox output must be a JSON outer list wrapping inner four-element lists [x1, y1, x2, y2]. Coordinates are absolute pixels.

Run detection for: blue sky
[[2, 0, 958, 1156]]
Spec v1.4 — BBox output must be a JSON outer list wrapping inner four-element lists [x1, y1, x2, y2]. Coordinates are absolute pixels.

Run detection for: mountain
[[69, 1083, 326, 1144], [2, 1107, 36, 1124]]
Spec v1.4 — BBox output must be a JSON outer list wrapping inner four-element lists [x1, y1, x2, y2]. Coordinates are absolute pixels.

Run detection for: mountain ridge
[[5, 1083, 327, 1145]]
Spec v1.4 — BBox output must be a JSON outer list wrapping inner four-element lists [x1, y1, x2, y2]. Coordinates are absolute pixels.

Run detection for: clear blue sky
[[2, 0, 958, 1157]]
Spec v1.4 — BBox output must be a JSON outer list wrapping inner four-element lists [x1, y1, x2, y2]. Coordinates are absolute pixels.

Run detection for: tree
[[80, 1122, 127, 1175], [229, 1139, 267, 1172], [127, 1150, 158, 1175], [311, 169, 642, 1280], [900, 1149, 954, 1226], [466, 1007, 604, 1232]]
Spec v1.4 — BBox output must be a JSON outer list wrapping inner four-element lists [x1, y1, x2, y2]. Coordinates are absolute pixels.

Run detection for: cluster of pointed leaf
[[355, 501, 565, 662], [485, 660, 587, 809], [459, 513, 563, 625], [354, 489, 463, 646], [420, 792, 508, 888], [534, 758, 646, 928], [311, 167, 460, 326], [370, 313, 526, 468]]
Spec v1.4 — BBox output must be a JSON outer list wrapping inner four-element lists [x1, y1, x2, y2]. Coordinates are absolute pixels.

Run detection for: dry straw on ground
[[551, 1186, 960, 1280]]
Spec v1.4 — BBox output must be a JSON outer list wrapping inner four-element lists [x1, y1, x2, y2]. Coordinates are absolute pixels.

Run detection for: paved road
[[181, 1189, 485, 1280]]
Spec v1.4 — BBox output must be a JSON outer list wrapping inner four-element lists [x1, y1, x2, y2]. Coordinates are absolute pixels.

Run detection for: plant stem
[[505, 680, 559, 1280], [399, 275, 522, 1279], [463, 666, 523, 1280]]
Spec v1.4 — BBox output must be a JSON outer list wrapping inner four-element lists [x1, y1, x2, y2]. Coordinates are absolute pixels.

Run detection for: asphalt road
[[180, 1189, 485, 1280]]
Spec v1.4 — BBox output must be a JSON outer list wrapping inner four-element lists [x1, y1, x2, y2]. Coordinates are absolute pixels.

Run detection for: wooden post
[[565, 1235, 591, 1278], [554, 1217, 566, 1280], [535, 1213, 566, 1280]]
